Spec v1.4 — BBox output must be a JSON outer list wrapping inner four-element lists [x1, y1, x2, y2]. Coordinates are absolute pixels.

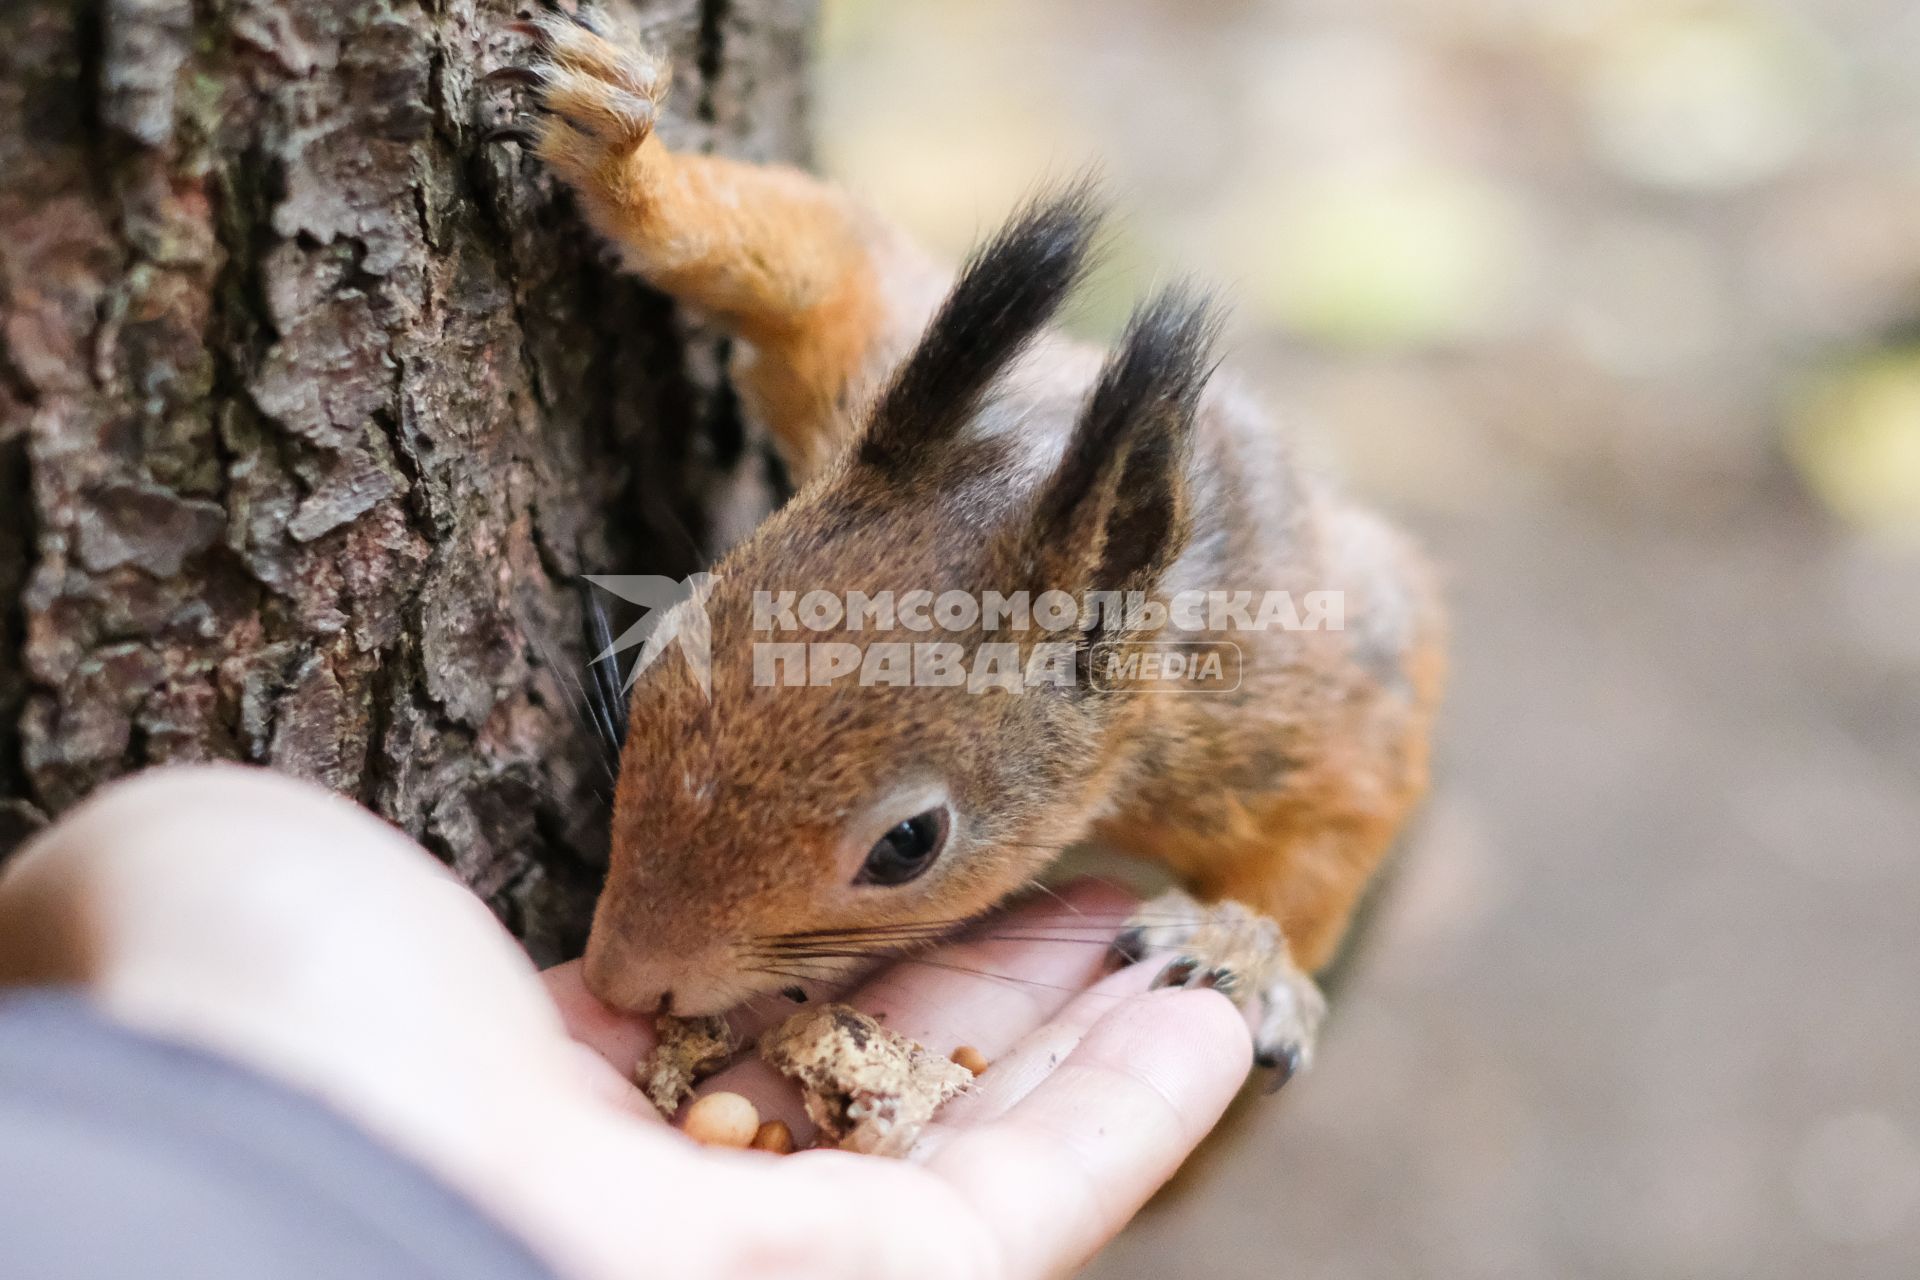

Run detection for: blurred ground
[[814, 1, 1920, 1275]]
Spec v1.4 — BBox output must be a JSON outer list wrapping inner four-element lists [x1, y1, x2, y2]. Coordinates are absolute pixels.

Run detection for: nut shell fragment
[[636, 1014, 737, 1117], [760, 1004, 973, 1158]]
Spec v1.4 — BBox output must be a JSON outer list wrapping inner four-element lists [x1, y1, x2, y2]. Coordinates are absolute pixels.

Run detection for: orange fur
[[521, 16, 922, 478], [502, 19, 1445, 1025]]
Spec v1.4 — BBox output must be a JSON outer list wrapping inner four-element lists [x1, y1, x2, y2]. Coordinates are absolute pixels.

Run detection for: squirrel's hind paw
[[1117, 889, 1328, 1091], [490, 11, 668, 159]]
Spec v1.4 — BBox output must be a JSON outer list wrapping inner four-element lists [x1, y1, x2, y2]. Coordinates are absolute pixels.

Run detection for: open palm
[[0, 767, 1251, 1280]]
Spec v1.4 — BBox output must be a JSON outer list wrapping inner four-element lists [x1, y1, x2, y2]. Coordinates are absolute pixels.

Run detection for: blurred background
[[813, 0, 1919, 1276]]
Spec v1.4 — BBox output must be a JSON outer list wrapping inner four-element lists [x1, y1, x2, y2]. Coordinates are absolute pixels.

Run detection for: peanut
[[681, 1091, 760, 1148], [751, 1119, 796, 1154], [950, 1045, 989, 1077]]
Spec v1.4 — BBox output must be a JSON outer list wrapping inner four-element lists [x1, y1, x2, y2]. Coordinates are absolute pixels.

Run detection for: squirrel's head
[[584, 190, 1220, 1015]]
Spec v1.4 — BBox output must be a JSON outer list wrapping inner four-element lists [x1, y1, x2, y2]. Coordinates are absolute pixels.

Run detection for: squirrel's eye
[[857, 808, 951, 886]]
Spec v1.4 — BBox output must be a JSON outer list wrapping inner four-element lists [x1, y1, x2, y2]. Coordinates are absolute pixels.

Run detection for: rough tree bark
[[0, 0, 812, 960]]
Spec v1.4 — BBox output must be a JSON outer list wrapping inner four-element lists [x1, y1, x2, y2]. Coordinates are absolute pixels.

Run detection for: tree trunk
[[0, 0, 812, 961]]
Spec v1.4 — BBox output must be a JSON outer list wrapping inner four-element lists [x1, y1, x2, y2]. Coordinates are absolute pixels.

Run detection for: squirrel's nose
[[582, 933, 737, 1015], [581, 942, 670, 1014]]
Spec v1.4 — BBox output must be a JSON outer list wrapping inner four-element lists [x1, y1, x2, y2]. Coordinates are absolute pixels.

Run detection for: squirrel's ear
[[1026, 287, 1218, 600], [859, 185, 1101, 472]]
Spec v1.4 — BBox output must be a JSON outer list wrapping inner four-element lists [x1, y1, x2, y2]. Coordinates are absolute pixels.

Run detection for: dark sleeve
[[0, 991, 563, 1280]]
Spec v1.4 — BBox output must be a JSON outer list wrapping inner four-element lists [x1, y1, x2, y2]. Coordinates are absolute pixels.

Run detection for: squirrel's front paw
[[1114, 889, 1328, 1090], [485, 6, 669, 168]]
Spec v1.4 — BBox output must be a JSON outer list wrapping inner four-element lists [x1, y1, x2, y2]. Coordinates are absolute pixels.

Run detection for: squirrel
[[488, 9, 1444, 1081]]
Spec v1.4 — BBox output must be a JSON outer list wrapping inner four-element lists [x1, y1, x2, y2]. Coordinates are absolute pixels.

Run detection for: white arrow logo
[[583, 572, 720, 699]]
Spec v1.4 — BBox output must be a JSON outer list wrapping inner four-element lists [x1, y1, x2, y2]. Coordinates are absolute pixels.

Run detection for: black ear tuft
[[1031, 284, 1220, 597], [859, 183, 1103, 471]]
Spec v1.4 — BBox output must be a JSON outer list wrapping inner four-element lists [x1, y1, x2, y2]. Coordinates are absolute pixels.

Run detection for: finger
[[912, 948, 1168, 1137], [690, 879, 1139, 1137], [558, 1038, 665, 1123], [921, 987, 1251, 1277], [541, 962, 678, 1123], [543, 960, 659, 1072], [858, 878, 1139, 1055], [0, 766, 561, 1049], [732, 877, 1143, 1049], [0, 767, 606, 1165], [0, 766, 709, 1280], [913, 895, 1222, 1137]]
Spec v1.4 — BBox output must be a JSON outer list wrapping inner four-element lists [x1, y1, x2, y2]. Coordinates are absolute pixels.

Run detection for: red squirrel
[[491, 10, 1444, 1080]]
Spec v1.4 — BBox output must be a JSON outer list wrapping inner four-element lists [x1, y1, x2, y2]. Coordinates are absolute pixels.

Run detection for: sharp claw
[[1199, 965, 1239, 997], [1110, 926, 1148, 968], [506, 19, 549, 42], [570, 8, 609, 35], [482, 125, 538, 147], [1255, 1044, 1303, 1092], [1153, 956, 1199, 989], [482, 65, 549, 88]]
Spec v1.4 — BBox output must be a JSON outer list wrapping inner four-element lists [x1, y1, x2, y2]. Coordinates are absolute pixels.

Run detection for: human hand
[[0, 766, 1251, 1280]]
